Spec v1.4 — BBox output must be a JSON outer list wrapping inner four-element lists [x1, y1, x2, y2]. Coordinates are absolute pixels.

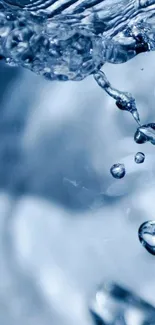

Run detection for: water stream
[[0, 0, 155, 81], [1, 3, 155, 324]]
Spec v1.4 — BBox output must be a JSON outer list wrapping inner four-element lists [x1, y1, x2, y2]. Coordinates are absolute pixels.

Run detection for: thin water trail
[[94, 70, 140, 123]]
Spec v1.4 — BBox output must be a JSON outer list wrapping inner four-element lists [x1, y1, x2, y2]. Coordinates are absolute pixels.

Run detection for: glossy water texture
[[90, 282, 155, 325], [1, 55, 155, 325], [0, 0, 155, 80], [94, 70, 140, 123], [134, 123, 155, 144], [138, 220, 155, 255], [135, 152, 145, 163], [110, 163, 126, 179]]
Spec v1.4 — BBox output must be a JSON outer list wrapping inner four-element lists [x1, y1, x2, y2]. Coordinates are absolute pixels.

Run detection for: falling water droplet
[[134, 123, 155, 145], [138, 220, 155, 255], [116, 94, 140, 124], [135, 152, 145, 164], [110, 163, 126, 179]]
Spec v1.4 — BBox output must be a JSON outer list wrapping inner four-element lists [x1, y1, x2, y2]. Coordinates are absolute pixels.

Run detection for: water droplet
[[134, 123, 155, 145], [135, 152, 145, 164], [138, 220, 155, 255], [94, 71, 140, 124], [110, 163, 126, 179], [116, 93, 140, 124]]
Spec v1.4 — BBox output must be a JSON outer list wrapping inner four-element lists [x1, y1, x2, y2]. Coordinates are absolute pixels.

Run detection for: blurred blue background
[[1, 50, 155, 324]]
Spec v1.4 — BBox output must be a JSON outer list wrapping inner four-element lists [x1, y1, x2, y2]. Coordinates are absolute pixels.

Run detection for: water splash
[[0, 0, 155, 80], [1, 0, 155, 176]]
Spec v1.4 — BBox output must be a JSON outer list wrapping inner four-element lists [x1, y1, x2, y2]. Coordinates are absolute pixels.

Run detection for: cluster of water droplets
[[109, 122, 155, 179], [95, 71, 155, 180], [0, 0, 155, 255], [1, 0, 155, 176], [98, 70, 155, 180]]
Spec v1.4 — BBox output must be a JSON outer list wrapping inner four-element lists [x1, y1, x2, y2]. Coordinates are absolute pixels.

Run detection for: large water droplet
[[138, 220, 155, 255], [134, 123, 155, 145], [135, 152, 145, 164], [110, 163, 126, 179]]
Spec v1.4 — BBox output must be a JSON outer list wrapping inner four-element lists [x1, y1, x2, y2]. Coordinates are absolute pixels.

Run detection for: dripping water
[[1, 1, 155, 257]]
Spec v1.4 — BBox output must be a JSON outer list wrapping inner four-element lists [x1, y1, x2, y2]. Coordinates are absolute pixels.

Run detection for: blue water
[[0, 1, 155, 325]]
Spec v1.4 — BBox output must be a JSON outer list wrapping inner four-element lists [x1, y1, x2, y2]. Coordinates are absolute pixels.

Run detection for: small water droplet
[[134, 123, 155, 145], [110, 163, 126, 179], [138, 220, 155, 255], [135, 152, 145, 164]]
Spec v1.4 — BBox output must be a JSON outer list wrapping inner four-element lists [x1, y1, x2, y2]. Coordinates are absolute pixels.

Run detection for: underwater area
[[1, 0, 155, 325]]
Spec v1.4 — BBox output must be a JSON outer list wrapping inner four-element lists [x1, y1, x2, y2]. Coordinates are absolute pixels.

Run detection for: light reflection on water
[[0, 50, 155, 324]]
